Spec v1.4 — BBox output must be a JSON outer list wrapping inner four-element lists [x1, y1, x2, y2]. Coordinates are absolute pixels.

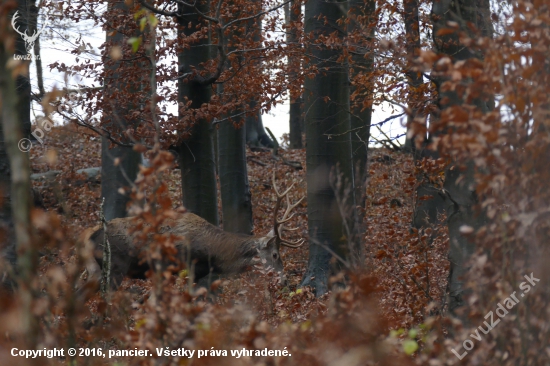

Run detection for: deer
[[80, 171, 304, 291]]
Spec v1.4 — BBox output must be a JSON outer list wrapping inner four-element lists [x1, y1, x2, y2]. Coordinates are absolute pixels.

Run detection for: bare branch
[[325, 113, 405, 138], [222, 0, 291, 31], [139, 0, 179, 16]]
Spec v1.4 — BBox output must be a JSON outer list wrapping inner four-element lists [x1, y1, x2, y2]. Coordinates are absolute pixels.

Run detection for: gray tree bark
[[176, 2, 219, 225], [246, 109, 274, 148], [217, 106, 253, 235], [13, 0, 33, 139], [348, 0, 375, 211], [403, 0, 423, 152], [100, 0, 143, 221], [216, 2, 254, 235], [285, 1, 303, 149], [0, 15, 37, 342], [301, 0, 358, 296], [430, 0, 493, 314], [245, 4, 274, 149]]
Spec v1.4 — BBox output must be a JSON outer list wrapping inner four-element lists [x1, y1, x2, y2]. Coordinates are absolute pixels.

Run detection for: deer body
[[82, 171, 304, 290], [83, 212, 284, 289]]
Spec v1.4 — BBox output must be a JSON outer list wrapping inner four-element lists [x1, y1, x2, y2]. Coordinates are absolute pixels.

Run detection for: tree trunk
[[301, 0, 357, 296], [244, 3, 274, 149], [246, 108, 274, 148], [176, 2, 219, 225], [407, 0, 439, 242], [217, 101, 253, 234], [430, 0, 493, 315], [348, 0, 375, 213], [216, 2, 254, 235], [286, 1, 303, 149], [31, 3, 45, 98], [288, 95, 303, 149], [100, 0, 143, 221], [0, 13, 37, 343], [403, 0, 423, 152], [0, 109, 14, 293], [14, 0, 33, 139]]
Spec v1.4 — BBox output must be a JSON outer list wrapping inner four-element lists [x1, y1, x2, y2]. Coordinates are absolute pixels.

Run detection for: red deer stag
[[81, 172, 304, 290]]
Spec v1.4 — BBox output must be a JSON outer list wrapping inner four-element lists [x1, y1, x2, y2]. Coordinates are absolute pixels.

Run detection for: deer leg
[[196, 272, 222, 291], [195, 272, 224, 303]]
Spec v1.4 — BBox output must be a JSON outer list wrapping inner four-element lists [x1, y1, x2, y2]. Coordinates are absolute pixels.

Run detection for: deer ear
[[267, 236, 277, 248], [260, 236, 276, 249]]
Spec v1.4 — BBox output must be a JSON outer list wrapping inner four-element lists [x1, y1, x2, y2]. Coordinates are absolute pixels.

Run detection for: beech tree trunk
[[14, 0, 33, 139], [348, 0, 375, 210], [245, 109, 274, 148], [286, 1, 303, 149], [100, 0, 143, 221], [0, 1, 45, 298], [0, 113, 14, 295], [0, 12, 37, 342], [301, 0, 357, 296], [403, 0, 423, 152], [216, 2, 254, 235], [245, 5, 274, 149], [176, 2, 218, 225], [217, 104, 253, 235], [430, 0, 493, 315]]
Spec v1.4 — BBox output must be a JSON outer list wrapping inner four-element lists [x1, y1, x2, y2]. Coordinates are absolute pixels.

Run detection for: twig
[[310, 237, 350, 269], [138, 0, 178, 16], [99, 198, 111, 300], [248, 158, 267, 166], [264, 128, 302, 169], [265, 127, 279, 157], [282, 160, 302, 170], [375, 125, 402, 150], [324, 113, 405, 138]]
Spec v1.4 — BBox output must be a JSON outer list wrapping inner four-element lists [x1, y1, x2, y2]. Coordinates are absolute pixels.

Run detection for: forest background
[[0, 0, 548, 365]]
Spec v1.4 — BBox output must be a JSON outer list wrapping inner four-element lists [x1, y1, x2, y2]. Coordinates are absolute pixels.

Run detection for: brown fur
[[84, 212, 285, 289]]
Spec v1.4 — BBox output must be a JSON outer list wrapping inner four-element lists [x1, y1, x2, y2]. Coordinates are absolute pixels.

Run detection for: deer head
[[254, 171, 305, 283]]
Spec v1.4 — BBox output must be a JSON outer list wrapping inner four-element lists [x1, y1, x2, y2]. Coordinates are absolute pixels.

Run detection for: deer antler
[[11, 11, 26, 37], [30, 15, 48, 40], [272, 170, 305, 248]]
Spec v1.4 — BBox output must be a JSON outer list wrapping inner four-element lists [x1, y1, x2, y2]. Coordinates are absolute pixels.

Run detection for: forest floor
[[28, 124, 448, 331]]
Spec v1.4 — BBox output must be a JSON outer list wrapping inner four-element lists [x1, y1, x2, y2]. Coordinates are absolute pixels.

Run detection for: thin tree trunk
[[245, 3, 274, 149], [402, 0, 423, 152], [348, 0, 375, 213], [13, 0, 33, 139], [31, 3, 45, 99], [286, 1, 303, 149]]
